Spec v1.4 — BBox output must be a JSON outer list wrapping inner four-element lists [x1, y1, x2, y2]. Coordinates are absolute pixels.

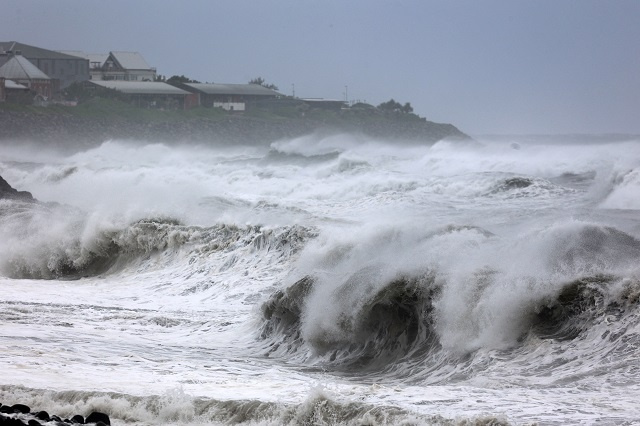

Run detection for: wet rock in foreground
[[0, 403, 110, 426]]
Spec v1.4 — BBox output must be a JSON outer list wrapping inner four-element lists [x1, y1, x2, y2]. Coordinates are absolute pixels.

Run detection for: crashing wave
[[260, 269, 440, 369], [0, 208, 317, 280], [259, 222, 640, 378]]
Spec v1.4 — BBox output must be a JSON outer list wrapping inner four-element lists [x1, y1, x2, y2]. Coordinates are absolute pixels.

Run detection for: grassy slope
[[0, 98, 468, 144]]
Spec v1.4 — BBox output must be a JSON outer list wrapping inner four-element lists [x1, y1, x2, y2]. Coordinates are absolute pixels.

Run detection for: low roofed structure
[[180, 83, 281, 111], [90, 80, 189, 95], [301, 98, 347, 110], [87, 80, 195, 109]]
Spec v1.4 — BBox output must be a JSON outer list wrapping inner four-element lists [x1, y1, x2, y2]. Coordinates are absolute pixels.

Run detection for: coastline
[[0, 99, 469, 148]]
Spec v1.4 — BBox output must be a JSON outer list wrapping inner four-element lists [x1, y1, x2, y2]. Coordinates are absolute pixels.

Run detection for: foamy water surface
[[1, 135, 640, 425]]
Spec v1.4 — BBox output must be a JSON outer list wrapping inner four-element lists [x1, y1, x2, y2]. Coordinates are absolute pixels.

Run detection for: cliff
[[0, 175, 35, 202]]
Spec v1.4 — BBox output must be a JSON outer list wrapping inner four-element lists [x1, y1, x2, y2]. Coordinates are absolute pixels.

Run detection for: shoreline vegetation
[[0, 97, 469, 149]]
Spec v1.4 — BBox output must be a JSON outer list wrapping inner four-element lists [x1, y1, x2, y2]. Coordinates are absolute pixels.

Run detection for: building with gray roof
[[180, 83, 282, 111], [76, 51, 156, 82], [87, 80, 195, 109], [0, 41, 89, 89], [90, 80, 189, 95], [0, 53, 53, 98]]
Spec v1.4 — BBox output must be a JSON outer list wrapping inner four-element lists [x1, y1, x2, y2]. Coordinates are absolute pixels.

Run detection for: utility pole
[[344, 85, 348, 103], [292, 83, 295, 98]]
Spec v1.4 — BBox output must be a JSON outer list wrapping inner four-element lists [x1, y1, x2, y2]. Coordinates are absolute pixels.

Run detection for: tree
[[377, 99, 402, 112], [377, 99, 414, 114], [248, 77, 278, 90], [166, 75, 201, 84]]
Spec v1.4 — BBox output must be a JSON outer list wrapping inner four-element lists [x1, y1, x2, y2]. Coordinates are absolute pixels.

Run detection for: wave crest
[[261, 270, 439, 369], [1, 205, 316, 280]]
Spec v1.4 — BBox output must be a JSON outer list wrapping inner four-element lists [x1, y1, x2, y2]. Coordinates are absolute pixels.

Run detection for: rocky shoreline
[[0, 403, 110, 426], [0, 181, 108, 426], [0, 106, 469, 149]]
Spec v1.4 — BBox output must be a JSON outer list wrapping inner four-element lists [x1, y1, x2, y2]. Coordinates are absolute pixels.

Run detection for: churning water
[[1, 135, 639, 425]]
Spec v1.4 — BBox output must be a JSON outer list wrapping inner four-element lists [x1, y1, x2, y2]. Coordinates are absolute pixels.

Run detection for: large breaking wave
[[0, 199, 316, 279], [259, 220, 640, 384]]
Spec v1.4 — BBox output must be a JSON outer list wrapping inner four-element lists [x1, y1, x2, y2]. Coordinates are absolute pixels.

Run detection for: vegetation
[[154, 74, 201, 83], [167, 75, 201, 84], [248, 77, 279, 91], [0, 96, 466, 146], [377, 99, 414, 114], [63, 82, 124, 103]]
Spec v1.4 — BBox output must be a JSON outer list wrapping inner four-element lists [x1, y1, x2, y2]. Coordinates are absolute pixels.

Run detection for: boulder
[[10, 404, 30, 414], [33, 412, 49, 422], [85, 412, 110, 425], [70, 414, 84, 424]]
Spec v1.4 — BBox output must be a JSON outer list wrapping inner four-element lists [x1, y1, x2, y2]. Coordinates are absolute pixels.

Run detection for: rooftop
[[0, 41, 83, 61], [184, 83, 281, 96], [0, 55, 50, 80], [3, 79, 28, 90], [89, 80, 190, 95], [110, 51, 153, 70]]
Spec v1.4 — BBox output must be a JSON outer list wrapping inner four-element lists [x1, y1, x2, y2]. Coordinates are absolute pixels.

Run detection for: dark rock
[[85, 412, 110, 425], [0, 415, 28, 425], [33, 412, 49, 422], [70, 414, 84, 423], [503, 177, 533, 189], [0, 176, 35, 202], [27, 420, 42, 426], [0, 406, 13, 414], [50, 415, 61, 421], [10, 404, 30, 414]]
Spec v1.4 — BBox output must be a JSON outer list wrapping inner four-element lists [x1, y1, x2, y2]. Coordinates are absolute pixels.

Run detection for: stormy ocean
[[1, 135, 639, 425]]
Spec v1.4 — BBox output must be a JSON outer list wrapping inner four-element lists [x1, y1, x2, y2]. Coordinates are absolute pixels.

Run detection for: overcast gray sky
[[2, 0, 639, 135]]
